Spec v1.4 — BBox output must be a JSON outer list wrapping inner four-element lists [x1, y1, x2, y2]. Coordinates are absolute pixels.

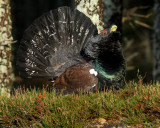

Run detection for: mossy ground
[[1, 81, 160, 128]]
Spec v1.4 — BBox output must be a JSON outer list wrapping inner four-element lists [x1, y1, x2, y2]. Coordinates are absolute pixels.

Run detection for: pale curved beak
[[110, 25, 117, 32]]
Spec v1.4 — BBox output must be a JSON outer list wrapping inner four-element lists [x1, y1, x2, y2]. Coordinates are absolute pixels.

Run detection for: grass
[[1, 81, 160, 127]]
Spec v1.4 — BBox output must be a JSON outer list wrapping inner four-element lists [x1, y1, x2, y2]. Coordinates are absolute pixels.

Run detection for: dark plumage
[[16, 6, 125, 93]]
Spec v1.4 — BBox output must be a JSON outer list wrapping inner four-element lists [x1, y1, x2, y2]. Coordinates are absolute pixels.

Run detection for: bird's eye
[[102, 30, 108, 35]]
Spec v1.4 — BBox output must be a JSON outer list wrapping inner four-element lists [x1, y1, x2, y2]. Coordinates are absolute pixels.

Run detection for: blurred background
[[10, 0, 154, 85], [122, 1, 153, 82]]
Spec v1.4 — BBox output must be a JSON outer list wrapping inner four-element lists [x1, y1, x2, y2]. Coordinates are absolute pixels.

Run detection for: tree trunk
[[103, 0, 122, 31], [153, 0, 160, 81], [0, 0, 14, 97], [76, 0, 104, 33]]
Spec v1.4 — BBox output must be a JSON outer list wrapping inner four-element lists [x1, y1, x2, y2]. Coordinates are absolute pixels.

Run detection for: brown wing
[[54, 63, 98, 93]]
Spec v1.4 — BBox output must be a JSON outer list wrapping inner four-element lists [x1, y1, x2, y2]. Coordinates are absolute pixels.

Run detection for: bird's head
[[97, 25, 122, 56], [81, 25, 125, 82], [82, 25, 122, 60]]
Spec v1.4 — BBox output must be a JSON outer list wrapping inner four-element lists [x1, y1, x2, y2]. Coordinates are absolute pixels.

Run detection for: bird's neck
[[92, 56, 124, 81], [92, 59, 115, 80]]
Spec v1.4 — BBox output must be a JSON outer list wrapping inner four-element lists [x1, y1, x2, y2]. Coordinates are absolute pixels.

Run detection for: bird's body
[[54, 63, 98, 93], [16, 6, 125, 93]]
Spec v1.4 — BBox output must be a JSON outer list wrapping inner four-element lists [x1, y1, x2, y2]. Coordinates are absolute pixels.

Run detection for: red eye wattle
[[102, 30, 107, 35]]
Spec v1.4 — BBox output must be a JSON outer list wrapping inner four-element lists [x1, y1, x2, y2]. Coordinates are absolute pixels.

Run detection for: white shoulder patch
[[89, 69, 98, 76], [51, 80, 54, 83], [92, 84, 96, 88]]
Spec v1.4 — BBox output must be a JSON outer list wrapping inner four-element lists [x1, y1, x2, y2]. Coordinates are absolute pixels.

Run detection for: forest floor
[[1, 80, 160, 128]]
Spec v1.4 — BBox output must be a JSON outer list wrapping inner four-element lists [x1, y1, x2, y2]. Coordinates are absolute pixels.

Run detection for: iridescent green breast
[[92, 59, 124, 81]]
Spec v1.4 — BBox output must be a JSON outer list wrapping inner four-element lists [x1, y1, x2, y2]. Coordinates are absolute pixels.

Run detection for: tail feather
[[16, 6, 97, 78]]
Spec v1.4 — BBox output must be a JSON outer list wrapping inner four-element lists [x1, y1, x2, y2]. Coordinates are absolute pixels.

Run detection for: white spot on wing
[[89, 69, 98, 76]]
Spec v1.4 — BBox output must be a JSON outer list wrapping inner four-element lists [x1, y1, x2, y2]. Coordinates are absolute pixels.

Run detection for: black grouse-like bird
[[16, 6, 125, 93]]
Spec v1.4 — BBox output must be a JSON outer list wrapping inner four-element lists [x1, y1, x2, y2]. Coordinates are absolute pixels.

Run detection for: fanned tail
[[16, 6, 97, 78]]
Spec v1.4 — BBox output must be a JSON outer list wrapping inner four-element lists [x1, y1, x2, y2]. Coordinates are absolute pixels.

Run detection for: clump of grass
[[0, 81, 160, 127]]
